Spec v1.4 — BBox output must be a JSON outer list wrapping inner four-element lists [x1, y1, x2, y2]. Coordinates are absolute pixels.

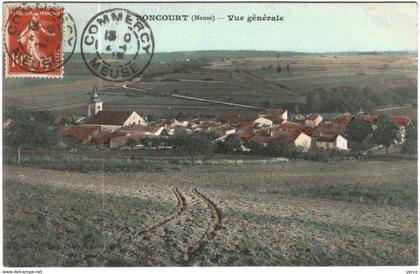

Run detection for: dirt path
[[136, 188, 187, 235], [180, 188, 222, 265], [375, 105, 415, 112], [122, 84, 264, 110], [125, 187, 223, 266]]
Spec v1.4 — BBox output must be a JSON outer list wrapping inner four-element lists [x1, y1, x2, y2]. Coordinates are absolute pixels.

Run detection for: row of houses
[[60, 90, 412, 151]]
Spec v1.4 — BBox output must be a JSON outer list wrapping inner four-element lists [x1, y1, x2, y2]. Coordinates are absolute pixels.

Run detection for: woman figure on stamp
[[17, 11, 56, 63]]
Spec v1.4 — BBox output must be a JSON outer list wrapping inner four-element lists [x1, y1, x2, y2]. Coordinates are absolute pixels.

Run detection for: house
[[84, 111, 146, 131], [120, 124, 166, 136], [254, 128, 271, 137], [363, 115, 378, 130], [253, 117, 273, 127], [305, 114, 323, 127], [238, 122, 258, 132], [273, 119, 286, 125], [239, 130, 254, 140], [110, 134, 139, 149], [159, 119, 182, 128], [315, 122, 347, 137], [186, 121, 199, 131], [197, 122, 221, 132], [331, 114, 354, 126], [391, 116, 411, 143], [271, 131, 312, 151], [259, 108, 288, 120], [217, 114, 256, 126], [62, 125, 101, 144], [316, 134, 348, 150], [270, 122, 316, 137], [212, 125, 236, 137], [90, 132, 124, 145], [249, 135, 270, 147]]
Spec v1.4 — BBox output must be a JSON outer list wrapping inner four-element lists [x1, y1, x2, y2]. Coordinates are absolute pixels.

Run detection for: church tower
[[88, 86, 103, 116]]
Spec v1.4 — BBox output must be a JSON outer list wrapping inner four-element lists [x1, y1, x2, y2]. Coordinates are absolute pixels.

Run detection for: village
[[59, 87, 412, 154]]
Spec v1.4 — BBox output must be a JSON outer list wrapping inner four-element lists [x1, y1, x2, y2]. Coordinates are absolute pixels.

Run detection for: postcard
[[2, 1, 418, 272]]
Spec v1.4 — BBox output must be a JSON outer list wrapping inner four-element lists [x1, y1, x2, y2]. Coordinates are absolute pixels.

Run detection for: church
[[83, 87, 146, 131]]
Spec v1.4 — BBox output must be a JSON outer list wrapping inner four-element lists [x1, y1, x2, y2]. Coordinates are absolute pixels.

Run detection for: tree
[[244, 140, 265, 155], [372, 114, 398, 155], [402, 118, 417, 158], [265, 139, 286, 156], [347, 118, 373, 151], [169, 133, 213, 163], [4, 105, 59, 164], [214, 135, 241, 154]]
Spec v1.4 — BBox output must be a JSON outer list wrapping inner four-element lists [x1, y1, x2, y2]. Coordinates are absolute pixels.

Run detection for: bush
[[303, 147, 330, 162], [214, 135, 241, 153], [169, 132, 213, 162]]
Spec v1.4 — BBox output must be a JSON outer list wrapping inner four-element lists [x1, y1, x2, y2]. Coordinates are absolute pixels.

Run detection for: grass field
[[3, 53, 416, 117], [212, 55, 417, 96], [3, 159, 417, 266]]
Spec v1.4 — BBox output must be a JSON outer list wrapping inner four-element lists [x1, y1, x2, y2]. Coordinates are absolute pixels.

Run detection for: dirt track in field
[[3, 161, 417, 266], [134, 187, 222, 265]]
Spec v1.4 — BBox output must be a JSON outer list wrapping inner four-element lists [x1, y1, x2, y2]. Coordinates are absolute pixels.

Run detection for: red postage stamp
[[5, 6, 64, 78]]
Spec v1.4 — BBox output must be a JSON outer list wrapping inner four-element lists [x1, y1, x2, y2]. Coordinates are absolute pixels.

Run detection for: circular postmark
[[62, 12, 78, 66], [81, 8, 154, 82], [4, 6, 76, 76]]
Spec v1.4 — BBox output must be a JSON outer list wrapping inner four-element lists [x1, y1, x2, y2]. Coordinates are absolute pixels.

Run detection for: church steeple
[[88, 86, 103, 116]]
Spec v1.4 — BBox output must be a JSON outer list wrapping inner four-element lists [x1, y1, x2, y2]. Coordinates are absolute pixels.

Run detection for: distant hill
[[68, 50, 417, 64]]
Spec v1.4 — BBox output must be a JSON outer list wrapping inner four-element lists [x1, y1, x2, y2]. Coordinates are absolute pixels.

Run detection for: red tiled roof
[[239, 131, 254, 140], [271, 131, 301, 144], [85, 111, 135, 126], [364, 115, 378, 126], [316, 122, 347, 136], [110, 135, 139, 144], [250, 135, 270, 144], [159, 119, 179, 127], [301, 127, 317, 136], [223, 125, 235, 131], [90, 132, 128, 145], [122, 124, 162, 134], [273, 119, 285, 125], [91, 133, 114, 144], [62, 126, 100, 143], [239, 123, 257, 130], [317, 133, 339, 143], [331, 114, 354, 125], [200, 122, 219, 129], [270, 122, 316, 137], [254, 128, 270, 136], [391, 116, 411, 127]]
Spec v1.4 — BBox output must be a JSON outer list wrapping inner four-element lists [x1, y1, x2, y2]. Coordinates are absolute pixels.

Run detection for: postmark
[[81, 8, 155, 82], [4, 6, 67, 78]]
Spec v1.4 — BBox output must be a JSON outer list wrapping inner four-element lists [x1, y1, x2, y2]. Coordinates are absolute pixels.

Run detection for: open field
[[3, 159, 417, 266], [3, 53, 416, 118], [210, 55, 417, 95], [374, 105, 418, 118]]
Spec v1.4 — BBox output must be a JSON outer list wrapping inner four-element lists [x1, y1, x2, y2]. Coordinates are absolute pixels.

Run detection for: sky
[[61, 2, 417, 53]]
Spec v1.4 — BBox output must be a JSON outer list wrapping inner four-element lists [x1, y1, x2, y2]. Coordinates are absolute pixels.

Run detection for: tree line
[[307, 85, 417, 113]]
